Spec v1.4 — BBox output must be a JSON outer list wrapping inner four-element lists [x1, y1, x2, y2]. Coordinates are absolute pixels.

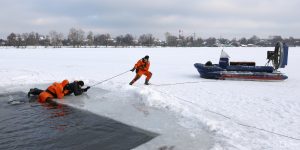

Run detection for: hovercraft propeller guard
[[267, 42, 288, 70], [194, 42, 289, 81]]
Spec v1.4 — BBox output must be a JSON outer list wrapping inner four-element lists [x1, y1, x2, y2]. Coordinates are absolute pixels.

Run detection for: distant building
[[0, 39, 6, 46], [247, 44, 256, 47]]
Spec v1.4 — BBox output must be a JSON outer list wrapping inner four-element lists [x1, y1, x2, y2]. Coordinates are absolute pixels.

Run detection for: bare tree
[[95, 34, 111, 47], [248, 35, 260, 45], [123, 34, 134, 47], [49, 31, 64, 48], [86, 31, 94, 47], [68, 28, 76, 47], [35, 33, 40, 47], [0, 39, 5, 47], [68, 28, 85, 48], [21, 33, 30, 48], [26, 32, 39, 46], [45, 35, 51, 48], [7, 33, 17, 47], [194, 38, 204, 47], [185, 36, 194, 47], [4, 29, 299, 48], [205, 37, 217, 47], [138, 34, 154, 47], [165, 32, 177, 47], [16, 34, 24, 48], [115, 35, 124, 47], [270, 36, 283, 46], [231, 38, 240, 47], [77, 29, 85, 47], [219, 38, 230, 45], [239, 37, 247, 46], [286, 37, 295, 47], [49, 31, 57, 47]]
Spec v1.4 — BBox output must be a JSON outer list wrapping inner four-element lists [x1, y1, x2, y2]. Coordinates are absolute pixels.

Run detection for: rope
[[90, 70, 130, 87], [151, 80, 218, 87], [150, 88, 300, 141]]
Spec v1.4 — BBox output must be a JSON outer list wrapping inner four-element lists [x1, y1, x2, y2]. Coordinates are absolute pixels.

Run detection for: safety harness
[[46, 89, 57, 98]]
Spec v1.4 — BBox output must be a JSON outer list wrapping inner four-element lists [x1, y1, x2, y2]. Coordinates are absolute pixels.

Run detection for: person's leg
[[143, 71, 152, 85], [129, 74, 141, 85], [28, 88, 44, 97]]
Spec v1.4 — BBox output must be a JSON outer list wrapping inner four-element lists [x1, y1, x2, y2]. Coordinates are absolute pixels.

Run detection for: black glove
[[130, 68, 135, 72], [83, 86, 90, 92]]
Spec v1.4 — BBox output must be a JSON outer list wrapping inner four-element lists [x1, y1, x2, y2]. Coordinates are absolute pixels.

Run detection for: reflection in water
[[43, 103, 73, 131]]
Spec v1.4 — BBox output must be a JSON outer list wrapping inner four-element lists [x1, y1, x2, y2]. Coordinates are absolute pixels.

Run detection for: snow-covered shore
[[1, 47, 300, 150]]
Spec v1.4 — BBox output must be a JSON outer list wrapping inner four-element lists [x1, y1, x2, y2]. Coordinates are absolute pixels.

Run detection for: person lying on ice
[[129, 55, 152, 85], [27, 80, 90, 104], [63, 80, 90, 96]]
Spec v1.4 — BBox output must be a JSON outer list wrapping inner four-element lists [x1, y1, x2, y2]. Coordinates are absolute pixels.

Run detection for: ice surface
[[60, 85, 214, 150], [1, 47, 300, 149]]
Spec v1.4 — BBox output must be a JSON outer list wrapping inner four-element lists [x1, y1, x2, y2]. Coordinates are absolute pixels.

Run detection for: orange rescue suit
[[38, 80, 69, 103], [134, 59, 152, 80]]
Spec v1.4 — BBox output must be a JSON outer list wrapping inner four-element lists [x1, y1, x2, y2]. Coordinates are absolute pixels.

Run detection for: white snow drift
[[1, 47, 300, 150]]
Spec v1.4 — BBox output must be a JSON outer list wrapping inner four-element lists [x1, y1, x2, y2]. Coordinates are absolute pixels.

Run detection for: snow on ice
[[0, 47, 300, 150]]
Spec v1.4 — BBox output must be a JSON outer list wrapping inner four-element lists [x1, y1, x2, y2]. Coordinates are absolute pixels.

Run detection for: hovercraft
[[194, 42, 289, 81]]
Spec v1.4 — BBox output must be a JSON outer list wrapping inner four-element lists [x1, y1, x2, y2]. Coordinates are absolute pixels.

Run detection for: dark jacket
[[64, 81, 88, 96]]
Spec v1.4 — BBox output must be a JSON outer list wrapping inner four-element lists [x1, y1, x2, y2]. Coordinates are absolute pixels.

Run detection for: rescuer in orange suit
[[38, 79, 70, 104], [28, 80, 90, 105], [130, 55, 152, 85]]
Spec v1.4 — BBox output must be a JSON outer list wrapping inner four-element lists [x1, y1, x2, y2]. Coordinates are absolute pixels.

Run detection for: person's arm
[[55, 85, 64, 99], [131, 60, 141, 71], [145, 62, 150, 71], [135, 60, 143, 69], [73, 84, 84, 96], [83, 86, 90, 92]]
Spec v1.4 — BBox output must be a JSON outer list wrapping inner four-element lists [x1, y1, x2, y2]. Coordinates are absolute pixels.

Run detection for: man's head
[[78, 81, 84, 87], [143, 55, 149, 62]]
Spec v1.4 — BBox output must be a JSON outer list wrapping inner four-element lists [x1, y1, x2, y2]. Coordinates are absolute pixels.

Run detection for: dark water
[[0, 91, 156, 150]]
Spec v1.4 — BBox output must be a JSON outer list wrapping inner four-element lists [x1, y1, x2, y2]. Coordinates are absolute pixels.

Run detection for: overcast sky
[[0, 0, 299, 39]]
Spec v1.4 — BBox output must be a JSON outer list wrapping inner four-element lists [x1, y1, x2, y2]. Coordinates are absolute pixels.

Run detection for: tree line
[[1, 28, 300, 48]]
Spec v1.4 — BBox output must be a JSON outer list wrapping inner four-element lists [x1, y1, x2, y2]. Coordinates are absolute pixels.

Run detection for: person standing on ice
[[129, 55, 152, 85]]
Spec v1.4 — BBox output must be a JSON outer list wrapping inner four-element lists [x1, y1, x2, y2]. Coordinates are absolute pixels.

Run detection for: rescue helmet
[[78, 81, 84, 86], [144, 55, 149, 60]]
